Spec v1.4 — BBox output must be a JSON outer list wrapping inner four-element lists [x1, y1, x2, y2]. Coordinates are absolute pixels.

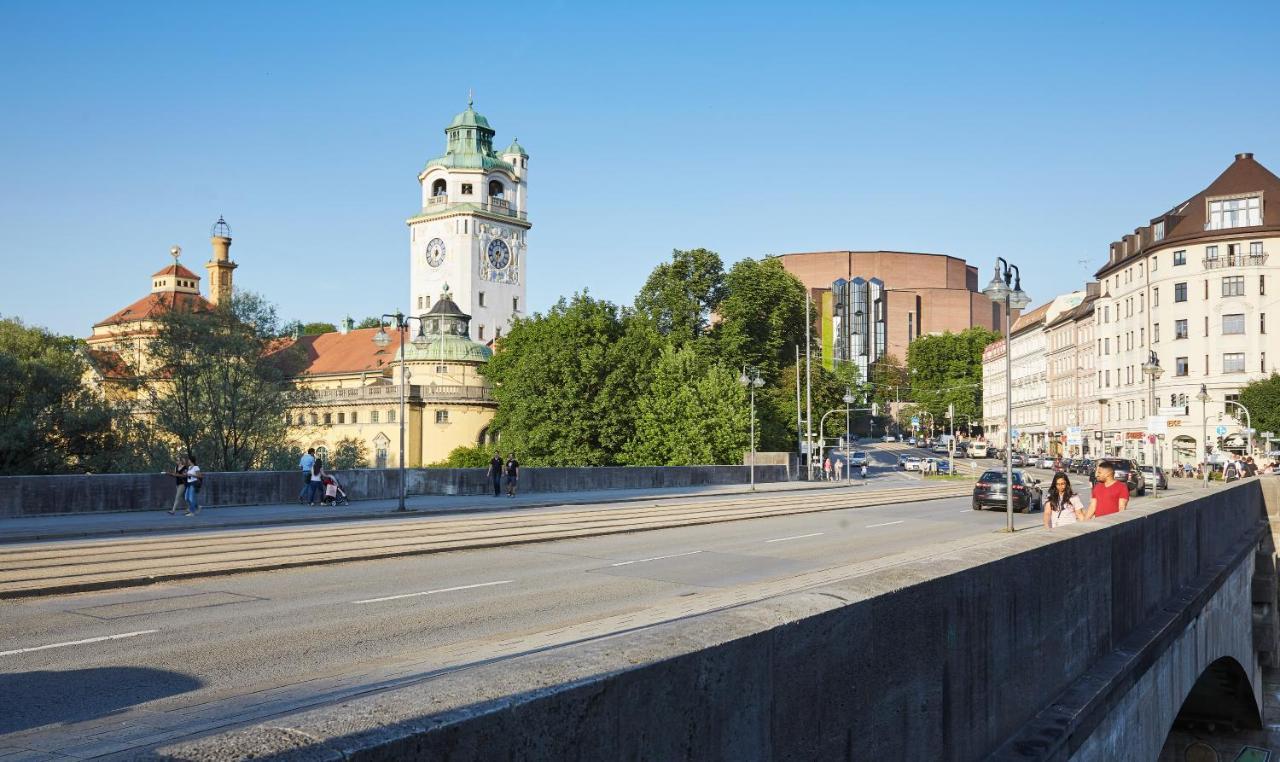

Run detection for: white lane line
[[866, 520, 906, 528], [609, 550, 703, 567], [763, 532, 825, 544], [0, 629, 159, 658], [354, 580, 514, 605]]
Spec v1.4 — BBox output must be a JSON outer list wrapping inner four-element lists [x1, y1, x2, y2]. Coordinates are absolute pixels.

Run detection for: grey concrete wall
[[0, 465, 789, 518], [157, 482, 1270, 761]]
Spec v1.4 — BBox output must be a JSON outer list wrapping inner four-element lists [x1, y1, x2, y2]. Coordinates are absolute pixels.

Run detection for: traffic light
[[947, 403, 954, 420], [872, 403, 880, 417]]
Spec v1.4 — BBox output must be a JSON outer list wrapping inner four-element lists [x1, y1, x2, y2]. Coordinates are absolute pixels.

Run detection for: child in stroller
[[320, 472, 350, 506]]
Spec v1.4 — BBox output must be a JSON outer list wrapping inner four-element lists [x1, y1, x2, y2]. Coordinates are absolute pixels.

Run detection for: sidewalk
[[0, 478, 887, 545]]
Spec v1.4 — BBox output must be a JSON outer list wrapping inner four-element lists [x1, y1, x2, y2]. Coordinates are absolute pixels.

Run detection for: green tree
[[430, 445, 494, 468], [906, 327, 998, 428], [622, 345, 749, 465], [331, 436, 370, 469], [300, 321, 338, 335], [634, 248, 727, 344], [0, 318, 135, 474], [479, 293, 663, 465], [713, 257, 809, 385], [760, 360, 861, 452], [136, 292, 312, 471], [354, 317, 384, 330], [1239, 374, 1280, 442]]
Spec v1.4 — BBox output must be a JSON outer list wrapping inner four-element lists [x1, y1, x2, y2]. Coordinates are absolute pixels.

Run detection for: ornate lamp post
[[843, 390, 855, 481], [1197, 383, 1211, 487], [739, 366, 765, 490], [1141, 351, 1164, 469], [981, 257, 1033, 532], [373, 313, 430, 511]]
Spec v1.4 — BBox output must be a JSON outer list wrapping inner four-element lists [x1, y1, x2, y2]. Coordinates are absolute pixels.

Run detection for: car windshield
[[979, 471, 1022, 484]]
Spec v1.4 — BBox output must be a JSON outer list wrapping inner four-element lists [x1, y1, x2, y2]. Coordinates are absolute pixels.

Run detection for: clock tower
[[408, 98, 530, 344]]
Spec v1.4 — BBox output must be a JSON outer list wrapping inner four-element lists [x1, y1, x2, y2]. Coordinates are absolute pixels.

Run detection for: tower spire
[[468, 88, 474, 107]]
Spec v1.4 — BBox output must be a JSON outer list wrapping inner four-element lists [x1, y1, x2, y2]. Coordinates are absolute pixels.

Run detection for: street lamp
[[739, 366, 765, 490], [373, 312, 430, 511], [981, 257, 1032, 533], [1141, 351, 1163, 469], [1197, 383, 1211, 487], [843, 389, 855, 481]]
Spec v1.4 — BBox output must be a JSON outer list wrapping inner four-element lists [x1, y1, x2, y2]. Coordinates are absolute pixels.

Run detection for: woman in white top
[[1043, 471, 1084, 528], [183, 454, 203, 516]]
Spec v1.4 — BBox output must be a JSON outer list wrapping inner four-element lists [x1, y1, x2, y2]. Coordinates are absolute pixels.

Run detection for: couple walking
[[163, 453, 203, 516], [1042, 461, 1130, 528], [487, 453, 520, 497]]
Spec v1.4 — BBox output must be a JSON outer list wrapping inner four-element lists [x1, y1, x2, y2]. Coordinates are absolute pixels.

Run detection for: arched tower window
[[488, 180, 505, 199], [431, 179, 447, 197]]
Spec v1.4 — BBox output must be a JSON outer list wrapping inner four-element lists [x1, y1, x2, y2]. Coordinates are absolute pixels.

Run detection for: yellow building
[[281, 286, 497, 467]]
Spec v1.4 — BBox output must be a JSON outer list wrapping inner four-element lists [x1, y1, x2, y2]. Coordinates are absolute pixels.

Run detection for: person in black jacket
[[487, 453, 503, 497]]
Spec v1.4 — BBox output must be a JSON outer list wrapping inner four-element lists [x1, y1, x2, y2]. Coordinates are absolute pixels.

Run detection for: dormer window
[[1153, 220, 1165, 241], [1207, 195, 1262, 230]]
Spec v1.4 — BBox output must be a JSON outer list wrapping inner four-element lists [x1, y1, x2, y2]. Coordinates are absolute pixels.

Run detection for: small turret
[[205, 215, 237, 306]]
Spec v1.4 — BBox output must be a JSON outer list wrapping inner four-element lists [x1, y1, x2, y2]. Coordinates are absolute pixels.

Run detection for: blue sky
[[4, 0, 1279, 336]]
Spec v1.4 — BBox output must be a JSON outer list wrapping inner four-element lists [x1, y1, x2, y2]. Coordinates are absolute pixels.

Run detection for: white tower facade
[[408, 100, 530, 344]]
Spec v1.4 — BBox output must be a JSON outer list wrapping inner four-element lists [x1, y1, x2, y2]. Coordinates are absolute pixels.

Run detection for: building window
[[1175, 357, 1188, 376], [1152, 255, 1158, 271], [461, 183, 474, 195], [1154, 221, 1165, 242], [1223, 353, 1246, 373], [387, 409, 396, 423], [513, 296, 519, 312], [1206, 245, 1219, 261], [1104, 337, 1110, 355], [1264, 352, 1268, 373], [309, 413, 318, 425], [1153, 323, 1160, 343], [1223, 313, 1245, 335], [1139, 327, 1144, 346], [1174, 282, 1187, 302], [488, 180, 505, 199], [1204, 280, 1210, 299], [1152, 288, 1159, 307], [478, 325, 486, 340], [435, 410, 449, 424], [1173, 250, 1186, 266], [417, 296, 423, 309], [1105, 369, 1111, 386], [323, 413, 331, 424], [1104, 306, 1110, 323], [1175, 319, 1188, 339], [1251, 241, 1265, 257], [370, 411, 379, 423], [1205, 354, 1210, 374], [1139, 293, 1144, 313], [1207, 195, 1262, 230], [431, 179, 446, 197], [351, 412, 357, 423], [316, 446, 328, 466], [1222, 276, 1245, 297], [1261, 275, 1267, 296], [1262, 313, 1267, 334], [478, 292, 486, 307], [338, 412, 345, 424], [436, 364, 448, 373]]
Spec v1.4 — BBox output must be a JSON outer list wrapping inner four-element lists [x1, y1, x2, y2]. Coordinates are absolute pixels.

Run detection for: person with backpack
[[298, 448, 316, 504], [182, 454, 203, 516], [1043, 471, 1084, 528]]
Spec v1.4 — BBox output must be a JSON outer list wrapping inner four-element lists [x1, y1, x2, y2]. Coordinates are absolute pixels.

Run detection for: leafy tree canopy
[[634, 248, 727, 344], [713, 257, 808, 384], [1239, 374, 1280, 442], [906, 327, 998, 426]]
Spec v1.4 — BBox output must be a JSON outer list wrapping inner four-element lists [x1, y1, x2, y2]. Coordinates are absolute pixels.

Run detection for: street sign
[[1146, 416, 1167, 436], [1011, 429, 1020, 440], [1262, 431, 1276, 439], [911, 416, 920, 427], [1243, 427, 1256, 435], [1147, 434, 1156, 444], [1216, 425, 1228, 436], [1066, 426, 1082, 446], [1158, 407, 1186, 417]]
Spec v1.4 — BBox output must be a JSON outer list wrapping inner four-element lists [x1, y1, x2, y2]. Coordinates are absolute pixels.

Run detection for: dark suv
[[972, 469, 1042, 513], [1089, 458, 1147, 496]]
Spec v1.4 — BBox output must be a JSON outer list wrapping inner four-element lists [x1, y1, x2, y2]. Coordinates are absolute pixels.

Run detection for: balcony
[[305, 384, 494, 404], [414, 198, 526, 221], [427, 195, 448, 206], [1202, 252, 1268, 269]]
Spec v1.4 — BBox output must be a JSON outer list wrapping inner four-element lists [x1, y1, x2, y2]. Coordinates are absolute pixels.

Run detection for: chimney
[[1236, 152, 1254, 161], [205, 216, 237, 306], [1085, 280, 1100, 299]]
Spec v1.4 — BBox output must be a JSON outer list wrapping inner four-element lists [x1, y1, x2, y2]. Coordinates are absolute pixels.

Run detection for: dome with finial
[[503, 137, 528, 157], [403, 284, 493, 362], [448, 90, 492, 130], [210, 215, 232, 238]]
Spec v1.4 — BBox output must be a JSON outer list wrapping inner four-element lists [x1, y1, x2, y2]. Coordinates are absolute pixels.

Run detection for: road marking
[[0, 629, 159, 657], [354, 580, 514, 604], [866, 520, 905, 528], [609, 550, 703, 567], [764, 532, 825, 543]]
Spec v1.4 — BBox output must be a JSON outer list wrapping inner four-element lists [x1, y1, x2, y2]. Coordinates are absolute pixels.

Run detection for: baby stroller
[[320, 472, 350, 506]]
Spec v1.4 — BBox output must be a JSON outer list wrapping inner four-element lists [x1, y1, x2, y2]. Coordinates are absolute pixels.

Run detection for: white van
[[969, 442, 989, 458]]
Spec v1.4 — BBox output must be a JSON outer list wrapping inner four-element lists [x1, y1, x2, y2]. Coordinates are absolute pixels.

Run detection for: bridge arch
[[1160, 656, 1263, 759]]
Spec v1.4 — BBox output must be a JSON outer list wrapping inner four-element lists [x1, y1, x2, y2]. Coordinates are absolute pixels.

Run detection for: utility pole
[[795, 345, 802, 478], [805, 293, 814, 480]]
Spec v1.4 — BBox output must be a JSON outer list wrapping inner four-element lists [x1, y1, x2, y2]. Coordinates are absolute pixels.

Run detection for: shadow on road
[[0, 666, 202, 734]]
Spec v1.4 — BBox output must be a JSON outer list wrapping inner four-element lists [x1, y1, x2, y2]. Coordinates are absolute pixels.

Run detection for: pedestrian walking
[[1245, 457, 1259, 477], [1086, 461, 1129, 519], [487, 452, 504, 497], [298, 448, 316, 504], [860, 463, 868, 480], [306, 459, 325, 505], [182, 454, 203, 516], [504, 453, 520, 497], [1043, 472, 1085, 528], [833, 458, 844, 481], [823, 457, 832, 481], [162, 457, 188, 515]]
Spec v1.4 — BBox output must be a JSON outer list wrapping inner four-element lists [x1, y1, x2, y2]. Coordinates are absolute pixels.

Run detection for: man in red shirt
[[1087, 461, 1130, 518]]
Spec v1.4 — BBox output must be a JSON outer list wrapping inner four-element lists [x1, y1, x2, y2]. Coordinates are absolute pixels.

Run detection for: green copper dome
[[402, 286, 493, 363], [503, 138, 528, 157], [448, 105, 491, 130]]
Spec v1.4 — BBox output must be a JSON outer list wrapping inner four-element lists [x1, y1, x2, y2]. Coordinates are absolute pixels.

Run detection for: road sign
[[1216, 425, 1228, 436], [911, 416, 920, 427], [1066, 426, 1082, 446], [1147, 434, 1156, 444], [1243, 427, 1256, 435], [1011, 429, 1020, 440], [1146, 416, 1168, 435], [1262, 431, 1276, 439]]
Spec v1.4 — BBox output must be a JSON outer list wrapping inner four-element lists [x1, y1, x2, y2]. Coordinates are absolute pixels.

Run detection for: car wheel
[[972, 501, 981, 511]]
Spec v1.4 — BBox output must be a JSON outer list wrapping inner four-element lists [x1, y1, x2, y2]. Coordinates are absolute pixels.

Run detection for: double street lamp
[[373, 312, 430, 511], [739, 366, 765, 490], [1197, 384, 1211, 487], [981, 257, 1033, 532], [1141, 351, 1163, 469]]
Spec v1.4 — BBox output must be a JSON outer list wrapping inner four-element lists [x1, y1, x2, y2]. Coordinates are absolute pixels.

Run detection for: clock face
[[425, 238, 446, 267], [486, 239, 511, 270]]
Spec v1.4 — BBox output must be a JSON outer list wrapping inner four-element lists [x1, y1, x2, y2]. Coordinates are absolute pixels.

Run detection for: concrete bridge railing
[[158, 481, 1278, 761]]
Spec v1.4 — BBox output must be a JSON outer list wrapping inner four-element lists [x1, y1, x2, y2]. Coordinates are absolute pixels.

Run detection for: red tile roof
[[93, 291, 211, 328], [85, 348, 132, 379], [273, 327, 404, 376], [151, 263, 201, 279]]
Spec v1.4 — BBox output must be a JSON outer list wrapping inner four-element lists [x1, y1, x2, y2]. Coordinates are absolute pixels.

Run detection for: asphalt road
[[0, 451, 1043, 759]]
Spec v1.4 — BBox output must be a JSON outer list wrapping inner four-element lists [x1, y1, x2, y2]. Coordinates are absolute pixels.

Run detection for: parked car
[[849, 451, 869, 467], [931, 443, 949, 455], [1073, 458, 1095, 476], [907, 437, 917, 446], [926, 458, 953, 475], [902, 456, 923, 472], [969, 442, 989, 458], [1089, 458, 1147, 496], [882, 434, 897, 443], [1139, 465, 1168, 490], [972, 469, 1042, 513], [1009, 453, 1026, 467], [1036, 455, 1055, 469]]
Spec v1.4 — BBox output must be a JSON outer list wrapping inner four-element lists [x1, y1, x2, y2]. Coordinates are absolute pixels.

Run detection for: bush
[[430, 445, 494, 468]]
